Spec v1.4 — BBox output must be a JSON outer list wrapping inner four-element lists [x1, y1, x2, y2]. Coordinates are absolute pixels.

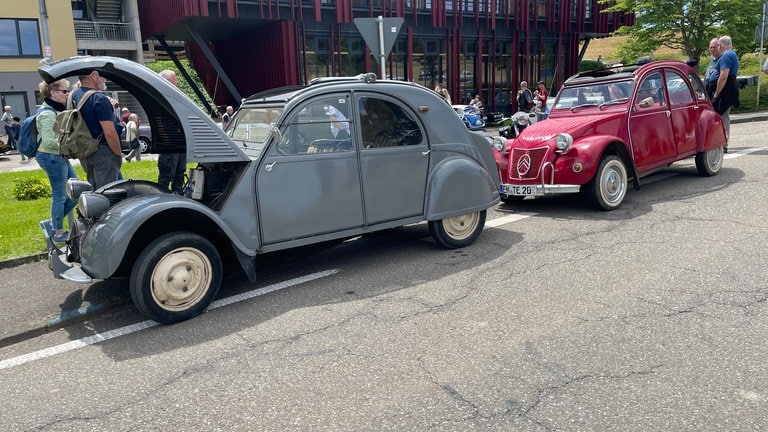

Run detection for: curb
[[0, 253, 47, 270]]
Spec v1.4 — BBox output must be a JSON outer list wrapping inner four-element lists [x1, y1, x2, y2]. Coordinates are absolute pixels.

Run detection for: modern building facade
[[138, 0, 633, 114], [0, 0, 142, 120]]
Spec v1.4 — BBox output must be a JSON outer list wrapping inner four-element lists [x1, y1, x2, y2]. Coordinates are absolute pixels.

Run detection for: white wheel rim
[[150, 247, 213, 312], [443, 212, 480, 241], [707, 147, 723, 172]]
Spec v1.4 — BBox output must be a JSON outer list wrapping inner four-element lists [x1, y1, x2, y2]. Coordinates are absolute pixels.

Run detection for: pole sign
[[354, 16, 404, 78]]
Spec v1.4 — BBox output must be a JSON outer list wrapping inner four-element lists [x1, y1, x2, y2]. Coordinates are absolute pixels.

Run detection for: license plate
[[511, 185, 537, 196]]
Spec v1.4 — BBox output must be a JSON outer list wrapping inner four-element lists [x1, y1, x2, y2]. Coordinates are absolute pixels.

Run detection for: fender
[[426, 156, 499, 221], [79, 193, 255, 279], [696, 108, 727, 151], [554, 134, 634, 186]]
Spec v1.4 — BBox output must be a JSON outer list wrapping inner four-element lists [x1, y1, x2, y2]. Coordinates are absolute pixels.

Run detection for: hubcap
[[443, 212, 480, 240], [150, 247, 213, 312], [602, 162, 626, 205]]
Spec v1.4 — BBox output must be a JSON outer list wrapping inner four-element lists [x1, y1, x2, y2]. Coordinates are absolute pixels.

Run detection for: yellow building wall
[[0, 0, 76, 73]]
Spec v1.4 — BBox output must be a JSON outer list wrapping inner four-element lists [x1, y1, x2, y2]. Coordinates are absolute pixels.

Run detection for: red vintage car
[[494, 60, 727, 210]]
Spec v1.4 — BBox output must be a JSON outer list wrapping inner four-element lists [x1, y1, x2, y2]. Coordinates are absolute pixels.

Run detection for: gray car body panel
[[41, 57, 499, 281]]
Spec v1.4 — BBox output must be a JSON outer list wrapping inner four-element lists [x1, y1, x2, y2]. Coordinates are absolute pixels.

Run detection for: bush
[[12, 177, 51, 201]]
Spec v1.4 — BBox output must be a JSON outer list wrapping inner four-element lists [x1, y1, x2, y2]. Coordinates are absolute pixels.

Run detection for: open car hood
[[38, 56, 249, 163]]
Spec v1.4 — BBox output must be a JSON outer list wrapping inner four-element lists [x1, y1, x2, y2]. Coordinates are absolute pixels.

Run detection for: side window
[[358, 96, 423, 149], [665, 70, 694, 106], [635, 72, 665, 108], [278, 95, 353, 155], [687, 71, 707, 101]]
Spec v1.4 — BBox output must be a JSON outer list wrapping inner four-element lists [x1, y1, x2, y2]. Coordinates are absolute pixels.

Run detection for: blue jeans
[[36, 151, 78, 231]]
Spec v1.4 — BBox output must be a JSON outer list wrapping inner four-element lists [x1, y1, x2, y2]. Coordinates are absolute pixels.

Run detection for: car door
[[356, 93, 429, 224], [628, 71, 677, 171], [663, 69, 698, 156], [256, 93, 364, 244]]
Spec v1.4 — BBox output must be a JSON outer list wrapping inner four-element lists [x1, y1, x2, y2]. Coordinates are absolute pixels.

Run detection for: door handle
[[666, 111, 671, 117], [265, 162, 276, 172], [421, 150, 431, 157]]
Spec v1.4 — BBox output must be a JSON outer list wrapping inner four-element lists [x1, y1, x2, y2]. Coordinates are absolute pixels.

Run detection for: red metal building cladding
[[138, 0, 633, 112]]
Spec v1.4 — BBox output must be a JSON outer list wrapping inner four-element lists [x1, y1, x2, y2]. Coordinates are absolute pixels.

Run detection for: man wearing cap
[[120, 107, 131, 125], [71, 69, 123, 189]]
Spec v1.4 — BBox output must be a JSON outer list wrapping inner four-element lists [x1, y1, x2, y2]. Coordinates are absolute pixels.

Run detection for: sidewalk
[[0, 149, 159, 174]]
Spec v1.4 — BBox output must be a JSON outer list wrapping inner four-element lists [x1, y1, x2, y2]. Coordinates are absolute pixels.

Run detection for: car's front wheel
[[588, 155, 628, 211], [428, 210, 486, 248], [130, 232, 222, 324], [695, 145, 723, 176]]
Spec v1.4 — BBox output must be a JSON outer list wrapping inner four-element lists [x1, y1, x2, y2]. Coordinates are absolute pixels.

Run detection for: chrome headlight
[[492, 136, 506, 152], [78, 192, 111, 219], [516, 116, 529, 126], [66, 179, 93, 201], [555, 133, 573, 153]]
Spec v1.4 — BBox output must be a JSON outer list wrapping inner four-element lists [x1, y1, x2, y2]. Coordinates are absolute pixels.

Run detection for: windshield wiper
[[570, 103, 599, 112], [598, 98, 629, 109]]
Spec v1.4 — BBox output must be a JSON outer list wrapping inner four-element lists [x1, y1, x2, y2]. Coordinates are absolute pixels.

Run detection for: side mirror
[[638, 97, 654, 108]]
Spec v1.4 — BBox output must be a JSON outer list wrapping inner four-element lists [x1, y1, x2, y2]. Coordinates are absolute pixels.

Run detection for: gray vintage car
[[40, 56, 500, 324]]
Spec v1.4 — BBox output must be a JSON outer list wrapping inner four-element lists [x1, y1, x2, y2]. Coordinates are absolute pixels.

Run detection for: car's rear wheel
[[138, 137, 150, 153], [695, 145, 723, 176], [428, 210, 486, 248], [130, 232, 222, 324], [588, 155, 627, 211]]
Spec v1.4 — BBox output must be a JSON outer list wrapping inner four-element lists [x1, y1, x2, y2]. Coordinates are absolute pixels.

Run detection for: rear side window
[[358, 96, 423, 149]]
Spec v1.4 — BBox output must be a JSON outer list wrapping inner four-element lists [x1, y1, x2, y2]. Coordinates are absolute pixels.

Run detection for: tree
[[600, 0, 764, 66], [144, 60, 217, 116]]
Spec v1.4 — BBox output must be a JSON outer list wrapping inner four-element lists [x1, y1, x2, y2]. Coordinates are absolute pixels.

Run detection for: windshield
[[553, 80, 635, 110], [226, 106, 284, 155]]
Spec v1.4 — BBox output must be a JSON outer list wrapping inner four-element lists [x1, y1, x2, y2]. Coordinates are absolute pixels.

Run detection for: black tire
[[588, 155, 628, 211], [695, 146, 723, 176], [428, 210, 486, 249], [130, 232, 222, 324], [500, 195, 525, 204]]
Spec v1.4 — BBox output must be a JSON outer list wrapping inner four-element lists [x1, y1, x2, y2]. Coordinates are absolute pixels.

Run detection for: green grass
[[0, 160, 161, 261]]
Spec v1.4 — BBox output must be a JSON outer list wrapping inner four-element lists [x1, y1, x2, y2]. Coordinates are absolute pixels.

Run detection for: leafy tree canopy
[[144, 59, 218, 117], [599, 0, 765, 66]]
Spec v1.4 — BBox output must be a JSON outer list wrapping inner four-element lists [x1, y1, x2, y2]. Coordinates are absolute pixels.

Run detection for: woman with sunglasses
[[36, 79, 79, 243]]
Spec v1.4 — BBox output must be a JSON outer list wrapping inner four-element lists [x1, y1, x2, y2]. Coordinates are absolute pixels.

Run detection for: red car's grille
[[509, 147, 550, 180]]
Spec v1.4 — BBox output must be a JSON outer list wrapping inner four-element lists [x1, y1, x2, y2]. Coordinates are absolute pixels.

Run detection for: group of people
[[515, 80, 547, 113], [704, 35, 740, 151], [33, 68, 186, 243]]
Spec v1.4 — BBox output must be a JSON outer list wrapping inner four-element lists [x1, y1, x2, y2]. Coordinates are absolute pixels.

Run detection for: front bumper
[[499, 160, 580, 197], [42, 225, 92, 284]]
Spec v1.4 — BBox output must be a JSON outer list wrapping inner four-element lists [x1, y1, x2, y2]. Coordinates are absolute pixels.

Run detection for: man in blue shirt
[[72, 70, 123, 188], [711, 35, 739, 149]]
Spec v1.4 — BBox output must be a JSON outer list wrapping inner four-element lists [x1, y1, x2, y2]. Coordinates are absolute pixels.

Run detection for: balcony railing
[[74, 21, 135, 41]]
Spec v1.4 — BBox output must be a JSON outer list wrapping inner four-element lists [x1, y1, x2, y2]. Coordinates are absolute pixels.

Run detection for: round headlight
[[555, 133, 573, 152], [78, 192, 111, 219], [492, 136, 506, 152], [516, 116, 529, 126], [66, 179, 94, 201]]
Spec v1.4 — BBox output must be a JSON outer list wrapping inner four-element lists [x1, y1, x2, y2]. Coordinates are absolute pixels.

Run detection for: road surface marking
[[0, 269, 339, 371], [725, 147, 765, 159], [486, 212, 537, 228]]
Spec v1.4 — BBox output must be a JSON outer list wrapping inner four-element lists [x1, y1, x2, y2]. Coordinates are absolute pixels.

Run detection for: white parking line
[[725, 147, 765, 159], [0, 270, 339, 371], [486, 212, 537, 228]]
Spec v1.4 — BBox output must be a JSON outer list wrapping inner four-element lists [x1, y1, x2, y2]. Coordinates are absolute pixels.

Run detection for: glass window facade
[[0, 19, 42, 57]]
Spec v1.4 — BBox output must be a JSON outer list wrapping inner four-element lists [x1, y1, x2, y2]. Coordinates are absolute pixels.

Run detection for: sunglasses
[[54, 89, 70, 94]]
